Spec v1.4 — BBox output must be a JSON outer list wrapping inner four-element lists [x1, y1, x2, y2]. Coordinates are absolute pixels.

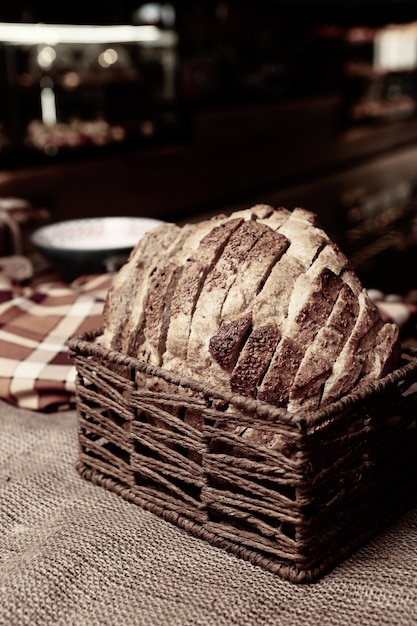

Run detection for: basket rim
[[67, 327, 417, 429]]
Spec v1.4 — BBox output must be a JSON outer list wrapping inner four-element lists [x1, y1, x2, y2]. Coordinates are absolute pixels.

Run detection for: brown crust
[[288, 283, 359, 410], [360, 322, 401, 382], [289, 207, 322, 227], [165, 218, 244, 362], [321, 292, 384, 405], [257, 337, 304, 406], [125, 223, 197, 358], [252, 255, 305, 330], [138, 260, 183, 364], [291, 355, 332, 401], [230, 323, 281, 398], [258, 269, 342, 406], [103, 222, 180, 352], [221, 226, 289, 320], [378, 325, 401, 378], [186, 219, 269, 373], [209, 313, 252, 372], [292, 268, 343, 345], [169, 219, 244, 321], [327, 283, 359, 335]]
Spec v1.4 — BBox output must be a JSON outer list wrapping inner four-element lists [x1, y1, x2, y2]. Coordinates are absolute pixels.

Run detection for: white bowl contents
[[31, 216, 163, 276], [32, 216, 162, 251]]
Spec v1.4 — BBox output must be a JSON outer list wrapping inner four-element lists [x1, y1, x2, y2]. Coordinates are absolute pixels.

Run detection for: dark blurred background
[[1, 1, 417, 291]]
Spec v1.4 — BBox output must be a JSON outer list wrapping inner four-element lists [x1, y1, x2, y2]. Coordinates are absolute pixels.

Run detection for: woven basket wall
[[67, 329, 417, 583]]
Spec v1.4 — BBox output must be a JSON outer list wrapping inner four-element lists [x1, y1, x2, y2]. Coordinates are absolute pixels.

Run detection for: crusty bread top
[[102, 222, 181, 352], [102, 205, 401, 414]]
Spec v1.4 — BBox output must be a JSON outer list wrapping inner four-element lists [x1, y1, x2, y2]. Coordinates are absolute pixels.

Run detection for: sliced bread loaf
[[103, 205, 400, 418]]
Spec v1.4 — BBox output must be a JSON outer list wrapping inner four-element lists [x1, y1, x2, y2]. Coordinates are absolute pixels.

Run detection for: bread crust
[[186, 219, 269, 379], [287, 283, 359, 411], [258, 268, 343, 406], [164, 218, 243, 367], [320, 291, 384, 405], [125, 222, 197, 359], [102, 222, 180, 351], [131, 215, 233, 363]]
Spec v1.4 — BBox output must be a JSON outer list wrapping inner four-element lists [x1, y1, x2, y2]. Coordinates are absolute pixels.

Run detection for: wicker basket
[[67, 328, 417, 583]]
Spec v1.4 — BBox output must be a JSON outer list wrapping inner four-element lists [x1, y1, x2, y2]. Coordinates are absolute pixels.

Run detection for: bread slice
[[228, 210, 329, 399], [358, 321, 401, 384], [163, 218, 244, 369], [132, 215, 234, 365], [308, 241, 350, 278], [208, 313, 253, 373], [287, 282, 359, 412], [220, 225, 289, 321], [320, 291, 385, 406], [251, 209, 329, 327], [208, 224, 290, 381], [123, 222, 197, 359], [257, 268, 343, 406], [230, 323, 282, 399], [102, 222, 180, 351], [186, 219, 268, 382], [230, 236, 353, 406]]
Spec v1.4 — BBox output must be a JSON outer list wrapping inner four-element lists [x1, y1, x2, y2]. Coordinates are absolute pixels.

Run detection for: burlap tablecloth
[[1, 400, 417, 626]]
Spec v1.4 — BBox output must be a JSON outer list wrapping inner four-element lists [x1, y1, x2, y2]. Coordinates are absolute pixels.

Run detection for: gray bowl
[[31, 216, 163, 276]]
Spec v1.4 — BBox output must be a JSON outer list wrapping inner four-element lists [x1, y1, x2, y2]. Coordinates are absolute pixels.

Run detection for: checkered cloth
[[0, 273, 112, 411]]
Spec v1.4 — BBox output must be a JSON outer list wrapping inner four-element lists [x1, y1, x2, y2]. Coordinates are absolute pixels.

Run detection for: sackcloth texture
[[1, 400, 417, 626], [0, 273, 111, 410]]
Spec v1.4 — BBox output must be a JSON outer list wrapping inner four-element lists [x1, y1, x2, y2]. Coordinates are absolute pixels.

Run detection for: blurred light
[[374, 24, 417, 72], [136, 3, 161, 24], [111, 126, 126, 141], [40, 81, 57, 126], [141, 120, 155, 136], [37, 45, 56, 69], [161, 4, 175, 27], [44, 144, 58, 157], [0, 23, 176, 45], [98, 48, 119, 68], [134, 4, 175, 27], [346, 27, 375, 44], [62, 71, 81, 88]]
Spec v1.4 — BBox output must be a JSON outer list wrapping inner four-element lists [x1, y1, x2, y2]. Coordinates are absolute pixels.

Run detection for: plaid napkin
[[0, 273, 112, 411]]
